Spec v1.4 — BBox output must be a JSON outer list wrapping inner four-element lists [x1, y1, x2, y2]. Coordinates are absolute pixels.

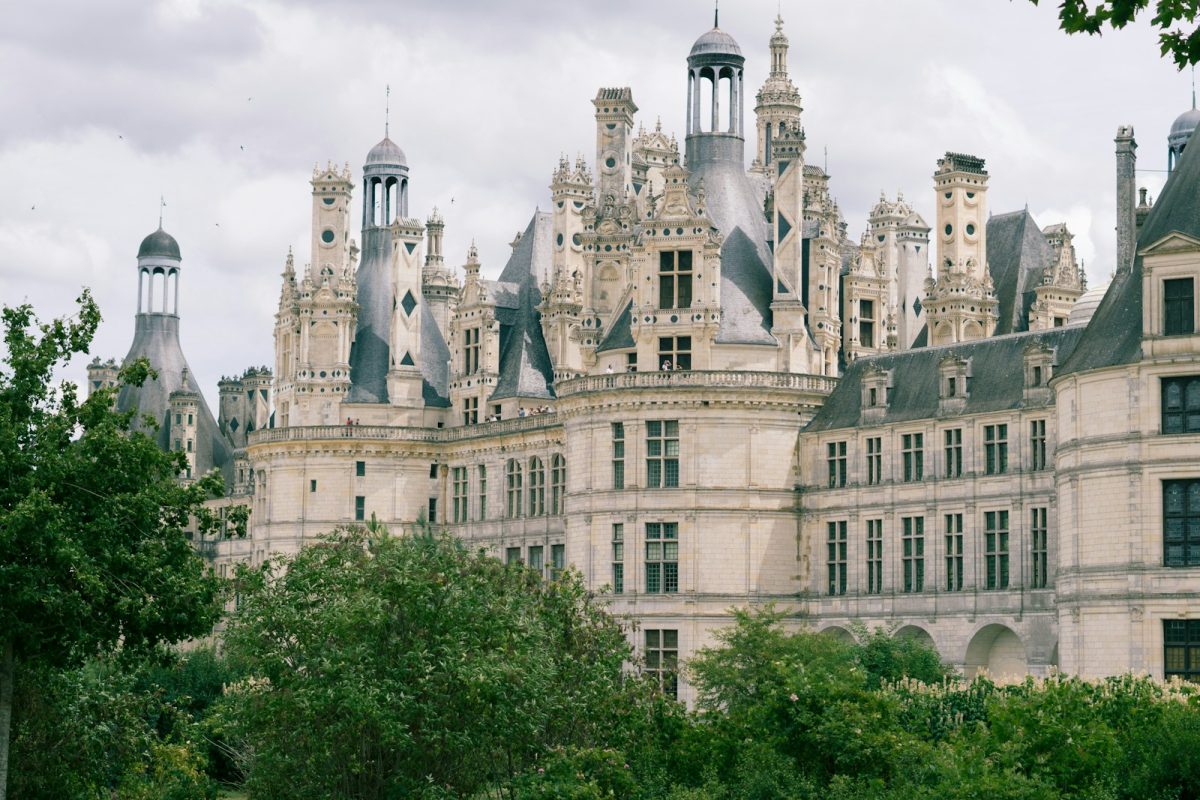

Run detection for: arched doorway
[[965, 624, 1027, 679]]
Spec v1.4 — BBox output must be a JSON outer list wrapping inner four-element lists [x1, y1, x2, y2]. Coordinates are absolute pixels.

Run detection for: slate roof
[[490, 212, 557, 401], [597, 300, 635, 353], [1059, 123, 1200, 377], [987, 209, 1055, 335], [804, 326, 1086, 433]]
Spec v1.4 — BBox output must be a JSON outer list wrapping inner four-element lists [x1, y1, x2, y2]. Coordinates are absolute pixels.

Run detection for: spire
[[385, 84, 391, 137], [714, 0, 718, 28], [159, 194, 165, 228]]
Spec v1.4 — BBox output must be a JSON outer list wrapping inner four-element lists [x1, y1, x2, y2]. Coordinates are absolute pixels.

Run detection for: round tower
[[1168, 104, 1200, 174], [753, 15, 802, 171], [136, 226, 181, 316], [685, 9, 745, 166]]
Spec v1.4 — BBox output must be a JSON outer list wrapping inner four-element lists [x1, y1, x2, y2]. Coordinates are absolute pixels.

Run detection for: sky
[[0, 0, 1194, 409]]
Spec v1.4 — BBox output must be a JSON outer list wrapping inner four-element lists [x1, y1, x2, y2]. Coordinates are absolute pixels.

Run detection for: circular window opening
[[944, 192, 952, 200], [322, 197, 335, 206], [966, 223, 976, 236], [967, 192, 975, 199], [944, 224, 953, 236], [321, 229, 335, 244], [556, 233, 564, 247], [572, 233, 582, 246], [605, 157, 616, 169]]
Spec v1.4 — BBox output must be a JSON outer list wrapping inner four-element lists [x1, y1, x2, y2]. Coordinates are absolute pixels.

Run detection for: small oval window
[[556, 233, 564, 247], [321, 229, 335, 244], [572, 233, 582, 246], [966, 223, 976, 236], [605, 157, 616, 169], [944, 224, 952, 237], [322, 197, 335, 206]]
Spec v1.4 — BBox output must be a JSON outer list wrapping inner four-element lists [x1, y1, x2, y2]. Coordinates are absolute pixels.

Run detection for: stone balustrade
[[247, 413, 560, 446], [556, 369, 838, 396]]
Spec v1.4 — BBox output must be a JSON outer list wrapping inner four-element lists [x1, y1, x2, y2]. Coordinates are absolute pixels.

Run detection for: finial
[[159, 194, 165, 228], [655, 115, 662, 132], [385, 84, 391, 137], [714, 0, 718, 28]]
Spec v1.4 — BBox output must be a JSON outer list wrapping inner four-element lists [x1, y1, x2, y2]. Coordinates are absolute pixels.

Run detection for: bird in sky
[[240, 145, 245, 151]]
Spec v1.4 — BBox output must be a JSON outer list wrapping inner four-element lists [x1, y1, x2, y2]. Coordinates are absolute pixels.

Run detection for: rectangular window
[[859, 299, 875, 348], [463, 326, 481, 375], [645, 522, 679, 593], [827, 441, 847, 488], [429, 463, 439, 479], [902, 516, 925, 593], [355, 460, 366, 477], [550, 455, 565, 515], [1031, 507, 1049, 589], [658, 250, 694, 310], [528, 458, 546, 518], [945, 513, 964, 591], [1164, 277, 1195, 336], [626, 352, 637, 372], [310, 479, 317, 493], [528, 545, 544, 575], [354, 495, 365, 522], [658, 336, 692, 371], [826, 520, 847, 596], [1162, 376, 1200, 434], [452, 466, 468, 523], [646, 420, 680, 488], [984, 510, 1010, 589], [1164, 620, 1200, 680], [477, 465, 487, 520], [612, 422, 625, 490], [551, 543, 565, 580], [505, 546, 521, 566], [612, 523, 624, 594], [427, 497, 437, 524], [187, 439, 193, 453], [902, 433, 924, 482], [944, 428, 963, 478], [1030, 419, 1048, 471], [866, 437, 882, 485], [866, 519, 883, 594], [985, 424, 1008, 475], [1164, 479, 1200, 567], [644, 629, 679, 698], [506, 460, 523, 519], [463, 395, 479, 426]]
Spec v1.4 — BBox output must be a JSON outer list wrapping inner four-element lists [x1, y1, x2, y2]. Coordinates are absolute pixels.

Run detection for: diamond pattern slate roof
[[596, 300, 635, 352], [490, 211, 557, 401], [987, 209, 1054, 335], [1059, 124, 1200, 377]]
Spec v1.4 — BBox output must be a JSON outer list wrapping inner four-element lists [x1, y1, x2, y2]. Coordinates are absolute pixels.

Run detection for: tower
[[593, 87, 637, 204], [386, 215, 427, 407], [752, 15, 802, 173], [539, 155, 591, 379], [86, 357, 119, 399], [309, 162, 354, 280], [1115, 126, 1137, 272], [768, 119, 816, 372], [1167, 92, 1200, 174], [348, 135, 409, 404], [925, 152, 997, 345], [422, 207, 459, 343], [1029, 223, 1085, 330], [866, 192, 930, 351], [168, 373, 200, 480], [685, 9, 745, 166]]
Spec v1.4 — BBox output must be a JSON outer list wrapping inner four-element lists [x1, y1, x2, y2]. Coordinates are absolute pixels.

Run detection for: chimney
[[1115, 126, 1137, 272]]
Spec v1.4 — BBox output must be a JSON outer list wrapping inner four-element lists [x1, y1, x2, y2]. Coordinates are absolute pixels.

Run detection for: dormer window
[[1165, 277, 1196, 336], [938, 355, 970, 413], [1023, 342, 1057, 394], [860, 365, 893, 420], [659, 250, 693, 310]]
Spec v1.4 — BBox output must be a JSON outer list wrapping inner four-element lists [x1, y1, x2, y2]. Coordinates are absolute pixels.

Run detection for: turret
[[752, 15, 802, 172], [685, 8, 746, 167], [386, 216, 426, 406], [593, 88, 637, 204], [86, 357, 120, 400], [168, 370, 200, 480], [309, 162, 353, 281], [422, 207, 459, 343]]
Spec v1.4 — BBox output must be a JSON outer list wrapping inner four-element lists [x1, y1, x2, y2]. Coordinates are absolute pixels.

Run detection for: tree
[[216, 527, 662, 799], [0, 292, 232, 800], [1029, 0, 1200, 68]]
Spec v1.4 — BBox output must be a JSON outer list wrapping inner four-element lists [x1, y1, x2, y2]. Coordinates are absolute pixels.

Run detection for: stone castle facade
[[91, 15, 1200, 699]]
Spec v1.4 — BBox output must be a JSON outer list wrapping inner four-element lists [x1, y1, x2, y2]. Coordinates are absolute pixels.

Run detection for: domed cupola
[[137, 226, 181, 260], [136, 225, 181, 316], [1168, 104, 1200, 173], [365, 136, 408, 169], [362, 135, 409, 228], [685, 8, 746, 165]]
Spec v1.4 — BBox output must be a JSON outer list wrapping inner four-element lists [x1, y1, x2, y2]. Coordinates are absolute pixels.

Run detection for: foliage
[[216, 527, 664, 799], [0, 292, 238, 798], [1029, 0, 1200, 68]]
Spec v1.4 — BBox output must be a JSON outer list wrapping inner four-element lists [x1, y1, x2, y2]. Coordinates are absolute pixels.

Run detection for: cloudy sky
[[0, 0, 1192, 407]]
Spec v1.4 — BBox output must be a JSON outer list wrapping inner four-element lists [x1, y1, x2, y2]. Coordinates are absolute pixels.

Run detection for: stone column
[[1115, 126, 1137, 274]]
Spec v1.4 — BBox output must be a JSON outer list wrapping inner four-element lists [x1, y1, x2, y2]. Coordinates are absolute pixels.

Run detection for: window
[[452, 466, 468, 523], [612, 422, 625, 490], [859, 299, 875, 348], [984, 510, 1010, 589], [429, 463, 439, 479], [658, 250, 693, 309], [944, 428, 963, 478], [866, 519, 883, 594], [186, 439, 193, 453], [658, 336, 692, 370], [463, 326, 481, 374], [427, 497, 437, 524], [550, 454, 566, 515], [1162, 376, 1200, 434], [646, 420, 680, 488], [827, 441, 847, 488], [645, 522, 679, 593], [612, 523, 624, 594], [1164, 620, 1200, 680], [354, 495, 365, 522], [984, 424, 1008, 475], [356, 460, 366, 477], [505, 459, 523, 519], [505, 546, 521, 565], [528, 545, 544, 575], [827, 520, 847, 596], [945, 513, 964, 591], [528, 457, 546, 517], [644, 629, 679, 698], [551, 543, 565, 580], [626, 352, 637, 372], [477, 465, 487, 520], [1030, 420, 1048, 471], [310, 479, 317, 493], [463, 395, 478, 426], [866, 437, 882, 485], [1031, 507, 1049, 588], [1164, 479, 1200, 567], [902, 433, 924, 482], [902, 516, 925, 593], [1164, 277, 1195, 336]]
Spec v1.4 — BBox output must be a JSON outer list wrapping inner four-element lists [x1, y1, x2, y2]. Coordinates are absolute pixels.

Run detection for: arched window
[[506, 459, 523, 519], [528, 457, 545, 517], [550, 454, 566, 515]]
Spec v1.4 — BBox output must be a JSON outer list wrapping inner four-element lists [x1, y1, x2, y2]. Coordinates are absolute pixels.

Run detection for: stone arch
[[820, 625, 855, 644], [894, 624, 937, 654], [964, 623, 1026, 679], [932, 321, 953, 346]]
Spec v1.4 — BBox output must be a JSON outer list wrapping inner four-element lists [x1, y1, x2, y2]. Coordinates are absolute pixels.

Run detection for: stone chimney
[[1115, 126, 1137, 272]]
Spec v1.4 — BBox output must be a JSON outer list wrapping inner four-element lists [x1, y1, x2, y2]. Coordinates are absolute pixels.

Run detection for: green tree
[[1029, 0, 1200, 67], [0, 292, 231, 800], [216, 527, 661, 799]]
